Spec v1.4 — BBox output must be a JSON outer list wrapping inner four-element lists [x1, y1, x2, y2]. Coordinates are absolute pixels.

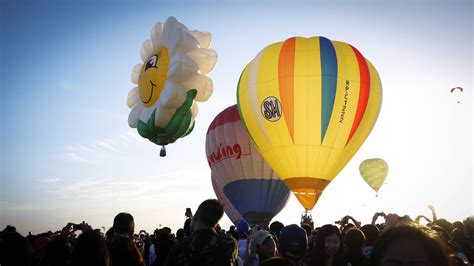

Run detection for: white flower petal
[[128, 104, 144, 128], [167, 53, 199, 82], [139, 104, 156, 123], [191, 102, 199, 118], [168, 27, 200, 55], [140, 39, 153, 62], [186, 48, 217, 75], [155, 106, 175, 128], [158, 81, 186, 109], [127, 86, 139, 108], [131, 64, 143, 84], [151, 22, 164, 49], [180, 74, 213, 102], [190, 30, 212, 49], [163, 17, 180, 45]]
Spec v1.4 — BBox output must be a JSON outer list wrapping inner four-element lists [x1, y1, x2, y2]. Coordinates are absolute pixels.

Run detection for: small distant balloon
[[450, 87, 463, 104], [359, 158, 388, 194]]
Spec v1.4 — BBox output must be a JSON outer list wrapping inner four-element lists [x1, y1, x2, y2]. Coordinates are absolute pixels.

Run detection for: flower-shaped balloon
[[127, 17, 217, 156]]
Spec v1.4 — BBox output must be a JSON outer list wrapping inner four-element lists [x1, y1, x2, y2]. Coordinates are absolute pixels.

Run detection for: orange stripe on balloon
[[278, 37, 296, 142], [346, 45, 370, 146]]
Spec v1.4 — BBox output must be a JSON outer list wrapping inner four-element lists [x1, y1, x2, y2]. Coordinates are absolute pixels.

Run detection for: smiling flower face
[[127, 17, 217, 146], [138, 47, 170, 107]]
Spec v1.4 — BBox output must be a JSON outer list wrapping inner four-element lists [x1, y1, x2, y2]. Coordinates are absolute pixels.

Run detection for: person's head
[[360, 224, 380, 246], [368, 222, 453, 266], [0, 232, 34, 266], [344, 228, 366, 259], [113, 213, 134, 236], [192, 199, 224, 230], [452, 221, 464, 232], [252, 230, 277, 260], [176, 228, 185, 241], [279, 224, 308, 262], [43, 235, 72, 266], [70, 230, 109, 266], [154, 229, 176, 263], [270, 221, 285, 239], [310, 224, 345, 265], [300, 223, 312, 237], [1, 225, 16, 233], [463, 216, 474, 237], [236, 220, 250, 239], [434, 219, 454, 235]]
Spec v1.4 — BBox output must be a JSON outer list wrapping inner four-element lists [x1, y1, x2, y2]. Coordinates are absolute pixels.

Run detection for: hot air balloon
[[237, 36, 382, 211], [359, 158, 388, 194], [211, 174, 243, 225], [127, 17, 217, 156], [206, 105, 290, 226]]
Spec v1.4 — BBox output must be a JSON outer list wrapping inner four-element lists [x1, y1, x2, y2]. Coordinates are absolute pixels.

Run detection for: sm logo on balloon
[[261, 97, 282, 122], [207, 143, 243, 166]]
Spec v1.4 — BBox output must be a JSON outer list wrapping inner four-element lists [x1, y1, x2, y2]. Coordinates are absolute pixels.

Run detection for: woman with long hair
[[309, 224, 347, 266]]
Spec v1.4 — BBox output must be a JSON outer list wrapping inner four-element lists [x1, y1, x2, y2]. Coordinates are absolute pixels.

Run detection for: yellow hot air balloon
[[237, 36, 382, 210], [359, 158, 388, 193]]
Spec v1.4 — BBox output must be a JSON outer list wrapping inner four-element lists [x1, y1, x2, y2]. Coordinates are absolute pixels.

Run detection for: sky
[[0, 0, 472, 235]]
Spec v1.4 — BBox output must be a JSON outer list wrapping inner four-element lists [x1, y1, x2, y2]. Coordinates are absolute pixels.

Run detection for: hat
[[236, 220, 250, 238], [252, 230, 272, 246], [279, 224, 308, 260]]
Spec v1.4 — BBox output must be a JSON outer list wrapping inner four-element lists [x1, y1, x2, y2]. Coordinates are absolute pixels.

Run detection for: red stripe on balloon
[[207, 105, 240, 134], [345, 46, 370, 146]]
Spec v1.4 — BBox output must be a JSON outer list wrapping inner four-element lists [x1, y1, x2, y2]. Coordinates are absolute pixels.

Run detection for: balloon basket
[[160, 146, 166, 157], [300, 209, 314, 229]]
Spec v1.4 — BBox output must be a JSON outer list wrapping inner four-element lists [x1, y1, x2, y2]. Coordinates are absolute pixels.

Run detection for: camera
[[185, 208, 192, 218], [72, 224, 82, 231]]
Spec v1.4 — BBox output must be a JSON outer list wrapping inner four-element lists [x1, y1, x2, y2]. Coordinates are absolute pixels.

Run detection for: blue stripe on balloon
[[223, 179, 290, 224], [320, 37, 338, 143]]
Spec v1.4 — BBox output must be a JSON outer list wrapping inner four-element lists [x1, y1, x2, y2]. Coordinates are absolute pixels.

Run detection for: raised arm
[[371, 212, 387, 225], [428, 205, 437, 222]]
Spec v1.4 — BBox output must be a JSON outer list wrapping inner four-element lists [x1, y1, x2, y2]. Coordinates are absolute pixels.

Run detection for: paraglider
[[206, 105, 290, 226], [450, 87, 463, 104], [237, 36, 382, 213], [359, 158, 388, 195], [127, 17, 217, 156]]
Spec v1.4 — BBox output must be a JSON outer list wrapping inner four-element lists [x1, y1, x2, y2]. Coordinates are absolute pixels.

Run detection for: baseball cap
[[279, 224, 308, 260], [252, 230, 272, 246], [236, 220, 250, 238]]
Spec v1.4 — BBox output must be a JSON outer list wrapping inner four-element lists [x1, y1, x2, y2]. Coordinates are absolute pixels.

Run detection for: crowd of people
[[1, 200, 473, 266]]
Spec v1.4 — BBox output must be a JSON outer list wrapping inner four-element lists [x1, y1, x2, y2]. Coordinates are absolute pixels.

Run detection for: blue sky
[[1, 0, 472, 234]]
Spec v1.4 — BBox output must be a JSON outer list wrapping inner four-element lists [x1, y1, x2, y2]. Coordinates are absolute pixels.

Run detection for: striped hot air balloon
[[211, 174, 243, 225], [205, 105, 290, 225], [237, 36, 382, 210]]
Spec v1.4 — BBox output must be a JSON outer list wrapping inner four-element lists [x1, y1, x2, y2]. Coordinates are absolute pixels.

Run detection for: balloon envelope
[[359, 158, 388, 193], [206, 105, 290, 225], [237, 36, 382, 210], [211, 174, 243, 225]]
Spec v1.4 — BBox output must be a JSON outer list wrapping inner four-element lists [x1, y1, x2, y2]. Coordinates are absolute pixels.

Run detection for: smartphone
[[72, 224, 81, 231]]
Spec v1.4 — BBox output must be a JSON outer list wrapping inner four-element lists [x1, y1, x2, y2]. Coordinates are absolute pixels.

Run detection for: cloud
[[64, 152, 96, 164], [40, 177, 60, 183], [63, 129, 152, 165], [47, 175, 204, 201]]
